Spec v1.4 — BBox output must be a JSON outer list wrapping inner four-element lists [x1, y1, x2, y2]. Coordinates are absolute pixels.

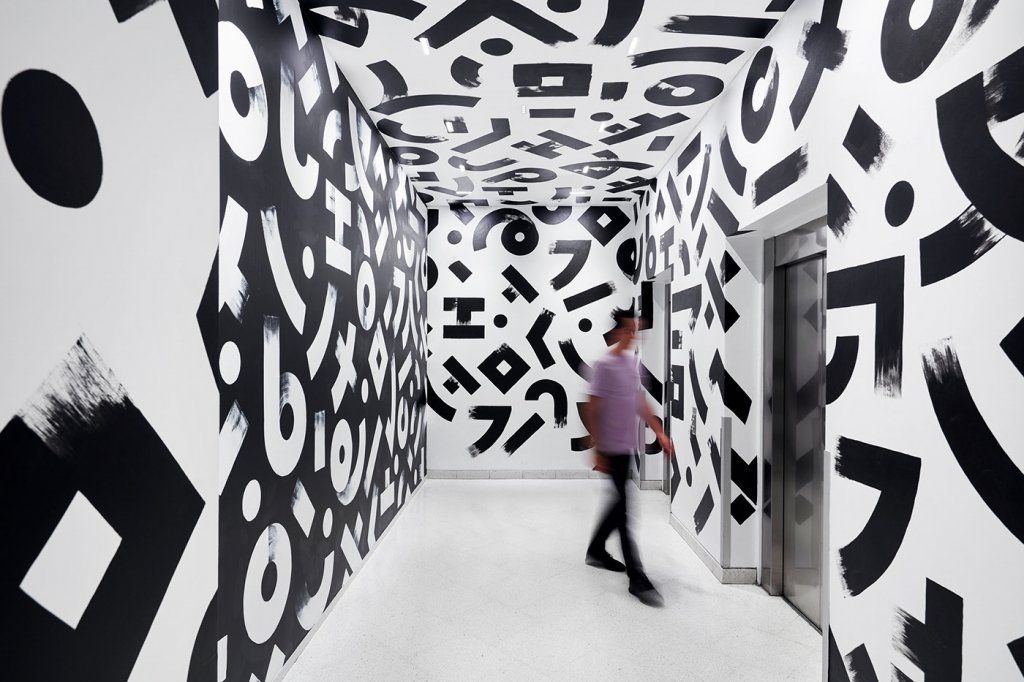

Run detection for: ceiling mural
[[309, 0, 788, 206]]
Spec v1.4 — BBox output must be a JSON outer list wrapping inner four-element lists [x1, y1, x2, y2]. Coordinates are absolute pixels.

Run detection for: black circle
[[447, 230, 462, 245], [617, 238, 638, 280], [590, 112, 613, 122], [230, 71, 250, 117], [578, 318, 592, 332], [685, 467, 692, 486], [885, 180, 915, 227], [261, 561, 277, 600], [3, 70, 102, 208], [686, 176, 693, 195], [481, 38, 513, 56], [494, 314, 508, 328], [548, 0, 581, 11], [427, 257, 437, 290], [280, 404, 294, 439]]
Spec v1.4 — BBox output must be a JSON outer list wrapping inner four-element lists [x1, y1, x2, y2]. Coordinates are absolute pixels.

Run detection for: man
[[583, 308, 673, 607]]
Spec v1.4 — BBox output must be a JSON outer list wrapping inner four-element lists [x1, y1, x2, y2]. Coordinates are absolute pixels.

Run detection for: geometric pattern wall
[[426, 203, 641, 471], [314, 0, 790, 206], [213, 4, 428, 680], [639, 0, 1024, 679]]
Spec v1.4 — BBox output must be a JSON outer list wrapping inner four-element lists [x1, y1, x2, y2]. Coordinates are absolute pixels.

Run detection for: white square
[[540, 75, 564, 87], [495, 359, 513, 375], [596, 212, 613, 228], [20, 492, 121, 628]]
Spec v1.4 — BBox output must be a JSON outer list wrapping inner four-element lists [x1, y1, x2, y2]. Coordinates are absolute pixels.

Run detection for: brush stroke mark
[[846, 645, 878, 682], [790, 0, 846, 128], [644, 74, 723, 107], [532, 205, 572, 224], [720, 129, 747, 196], [640, 363, 664, 403], [1002, 316, 1024, 377], [372, 93, 480, 116], [732, 449, 757, 502], [826, 336, 859, 404], [449, 155, 515, 172], [693, 486, 715, 534], [663, 15, 777, 38], [579, 206, 630, 245], [377, 118, 446, 144], [828, 175, 856, 239], [676, 133, 702, 176], [707, 436, 722, 486], [525, 379, 568, 427], [881, 0, 964, 83], [690, 147, 713, 228], [829, 630, 853, 682], [564, 282, 615, 312], [893, 579, 963, 680], [452, 118, 511, 154], [696, 226, 708, 260], [366, 60, 408, 101], [709, 350, 751, 422], [467, 405, 511, 455], [451, 56, 483, 88], [741, 46, 779, 144], [688, 350, 709, 423], [443, 357, 480, 394], [753, 146, 809, 207], [416, 0, 577, 49], [513, 63, 592, 97], [673, 285, 702, 330], [526, 310, 556, 369], [549, 240, 591, 290], [843, 106, 891, 172], [592, 0, 644, 46], [665, 174, 683, 218], [474, 209, 536, 253], [442, 297, 485, 338], [478, 344, 530, 394], [834, 437, 920, 596], [924, 340, 1024, 544], [1009, 636, 1024, 674], [721, 251, 740, 284], [937, 51, 1024, 240], [559, 339, 592, 381], [828, 257, 904, 396], [599, 113, 689, 146], [630, 47, 744, 68], [503, 413, 545, 454], [919, 205, 1003, 285], [708, 190, 746, 238], [501, 265, 539, 302]]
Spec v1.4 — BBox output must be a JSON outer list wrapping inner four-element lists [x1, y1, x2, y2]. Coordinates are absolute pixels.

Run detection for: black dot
[[590, 112, 613, 122], [230, 71, 250, 117], [578, 318, 592, 332], [685, 467, 692, 486], [582, 185, 594, 190], [2, 70, 102, 208], [261, 561, 277, 600], [481, 38, 512, 56], [494, 314, 508, 328], [686, 176, 693, 195], [885, 180, 915, 227], [280, 404, 294, 439], [548, 0, 581, 11], [447, 230, 462, 244]]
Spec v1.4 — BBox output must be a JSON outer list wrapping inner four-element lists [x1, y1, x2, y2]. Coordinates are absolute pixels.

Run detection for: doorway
[[761, 219, 826, 629], [638, 270, 672, 494]]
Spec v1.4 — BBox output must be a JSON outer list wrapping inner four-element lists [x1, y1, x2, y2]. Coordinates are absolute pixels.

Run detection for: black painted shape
[[694, 486, 715, 534], [829, 629, 853, 682], [478, 344, 530, 394], [417, 0, 577, 49], [631, 47, 744, 68], [2, 70, 103, 208], [394, 146, 441, 165], [564, 282, 615, 312], [513, 63, 592, 97], [559, 340, 592, 381], [549, 240, 591, 290], [304, 0, 425, 18], [672, 285, 702, 330], [731, 496, 755, 524], [985, 47, 1024, 123], [450, 203, 475, 224], [885, 180, 914, 227], [645, 416, 665, 455], [920, 206, 1004, 286], [645, 74, 724, 107], [937, 53, 1024, 240], [474, 209, 536, 252], [709, 350, 751, 422], [443, 357, 481, 394], [186, 591, 216, 682], [448, 261, 472, 282], [449, 155, 515, 172], [676, 133, 702, 176], [670, 365, 686, 420], [378, 119, 446, 143], [690, 147, 713, 228], [721, 251, 740, 284], [732, 449, 757, 501], [593, 0, 644, 46], [766, 0, 798, 11], [924, 341, 1024, 544], [828, 257, 904, 396], [705, 263, 740, 332], [530, 108, 575, 118], [453, 118, 511, 153], [526, 310, 556, 369], [579, 206, 630, 245], [1001, 316, 1024, 377], [640, 363, 664, 402], [513, 130, 590, 158], [443, 297, 485, 338], [843, 106, 890, 172], [484, 167, 558, 184], [616, 238, 639, 282], [525, 379, 568, 427], [670, 451, 681, 500], [533, 205, 572, 224], [468, 405, 512, 455], [708, 436, 722, 487], [562, 159, 652, 179], [790, 0, 846, 128], [828, 175, 856, 239], [688, 351, 708, 423], [502, 265, 540, 302], [696, 226, 708, 260], [503, 413, 545, 454], [663, 14, 776, 38], [665, 174, 683, 217], [0, 338, 202, 681], [894, 579, 963, 680], [720, 129, 747, 196], [373, 93, 480, 116], [600, 112, 688, 146], [846, 645, 879, 682], [826, 336, 859, 404], [601, 82, 628, 101], [367, 60, 408, 100], [307, 7, 369, 45], [753, 146, 809, 206], [881, 0, 964, 83], [1009, 636, 1024, 674], [658, 226, 675, 272], [834, 436, 921, 596], [741, 46, 779, 144], [108, 0, 158, 20], [451, 56, 483, 88]]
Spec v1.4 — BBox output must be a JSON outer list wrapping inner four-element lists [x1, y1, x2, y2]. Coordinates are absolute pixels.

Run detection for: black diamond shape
[[704, 302, 716, 327], [477, 344, 530, 394], [731, 495, 756, 525]]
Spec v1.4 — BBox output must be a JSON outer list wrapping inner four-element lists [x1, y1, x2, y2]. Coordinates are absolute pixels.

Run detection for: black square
[[477, 344, 530, 394]]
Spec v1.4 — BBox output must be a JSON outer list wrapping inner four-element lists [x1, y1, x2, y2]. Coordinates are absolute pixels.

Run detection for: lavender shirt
[[589, 351, 644, 454]]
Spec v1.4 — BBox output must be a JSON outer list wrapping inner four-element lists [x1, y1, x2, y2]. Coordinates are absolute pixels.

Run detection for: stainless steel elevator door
[[781, 256, 825, 628]]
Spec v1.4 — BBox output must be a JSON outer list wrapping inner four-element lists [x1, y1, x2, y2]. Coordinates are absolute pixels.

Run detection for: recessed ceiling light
[[419, 37, 431, 55]]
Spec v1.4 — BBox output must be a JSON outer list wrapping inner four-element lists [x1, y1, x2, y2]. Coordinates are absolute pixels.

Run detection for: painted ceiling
[[312, 0, 790, 206]]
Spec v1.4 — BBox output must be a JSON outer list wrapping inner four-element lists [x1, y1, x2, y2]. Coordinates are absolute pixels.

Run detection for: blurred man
[[583, 308, 673, 607]]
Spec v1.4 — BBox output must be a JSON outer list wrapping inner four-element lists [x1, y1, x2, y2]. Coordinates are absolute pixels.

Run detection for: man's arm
[[583, 394, 600, 451], [641, 395, 674, 455]]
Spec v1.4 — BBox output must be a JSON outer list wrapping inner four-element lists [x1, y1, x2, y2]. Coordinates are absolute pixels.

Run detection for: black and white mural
[[213, 3, 428, 680], [311, 0, 789, 206], [638, 0, 1024, 679], [1, 0, 218, 679], [426, 203, 640, 471]]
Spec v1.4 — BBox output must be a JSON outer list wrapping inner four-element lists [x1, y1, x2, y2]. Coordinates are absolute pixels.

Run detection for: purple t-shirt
[[589, 351, 644, 454]]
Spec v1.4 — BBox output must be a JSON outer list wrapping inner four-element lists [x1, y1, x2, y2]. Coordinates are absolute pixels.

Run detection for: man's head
[[610, 308, 638, 350]]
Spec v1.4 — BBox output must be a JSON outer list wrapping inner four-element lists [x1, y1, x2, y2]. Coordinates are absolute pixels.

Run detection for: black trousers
[[588, 453, 644, 581]]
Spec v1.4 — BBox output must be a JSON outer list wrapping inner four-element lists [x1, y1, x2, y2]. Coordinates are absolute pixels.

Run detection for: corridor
[[285, 480, 819, 681]]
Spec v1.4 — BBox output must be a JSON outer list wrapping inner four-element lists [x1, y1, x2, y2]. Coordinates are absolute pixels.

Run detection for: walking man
[[583, 308, 673, 606]]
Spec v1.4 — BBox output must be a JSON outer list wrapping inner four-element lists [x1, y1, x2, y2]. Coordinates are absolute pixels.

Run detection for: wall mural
[[426, 203, 642, 471], [213, 3, 428, 680], [638, 0, 1024, 679], [1, 0, 218, 680], [309, 0, 790, 206]]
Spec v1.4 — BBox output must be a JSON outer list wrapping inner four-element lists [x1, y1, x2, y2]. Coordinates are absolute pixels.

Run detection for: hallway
[[285, 480, 819, 681]]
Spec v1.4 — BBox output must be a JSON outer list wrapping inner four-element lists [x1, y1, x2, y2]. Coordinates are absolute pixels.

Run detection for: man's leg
[[609, 456, 642, 581], [586, 453, 627, 571]]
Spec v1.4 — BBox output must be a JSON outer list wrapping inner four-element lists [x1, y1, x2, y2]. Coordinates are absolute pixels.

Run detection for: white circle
[[242, 479, 261, 521], [752, 76, 769, 109], [357, 261, 376, 330], [515, 231, 525, 242], [219, 341, 241, 385], [302, 246, 315, 279], [908, 0, 932, 29], [243, 523, 292, 645], [322, 508, 333, 537], [361, 379, 369, 401]]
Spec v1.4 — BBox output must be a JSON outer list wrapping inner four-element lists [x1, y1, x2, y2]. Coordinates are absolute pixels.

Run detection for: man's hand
[[657, 431, 674, 456]]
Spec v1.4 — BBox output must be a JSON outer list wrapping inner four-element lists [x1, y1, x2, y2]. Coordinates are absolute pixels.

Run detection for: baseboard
[[427, 469, 605, 479], [629, 466, 664, 490], [272, 479, 425, 682], [669, 513, 756, 584]]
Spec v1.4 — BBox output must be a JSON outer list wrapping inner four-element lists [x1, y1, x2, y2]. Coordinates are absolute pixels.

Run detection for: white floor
[[284, 479, 820, 681]]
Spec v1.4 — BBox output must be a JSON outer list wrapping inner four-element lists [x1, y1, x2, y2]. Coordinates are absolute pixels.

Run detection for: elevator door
[[781, 256, 824, 628]]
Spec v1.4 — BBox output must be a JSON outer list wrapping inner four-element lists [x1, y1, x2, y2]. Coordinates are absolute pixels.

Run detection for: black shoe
[[585, 550, 626, 573], [628, 578, 664, 607]]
